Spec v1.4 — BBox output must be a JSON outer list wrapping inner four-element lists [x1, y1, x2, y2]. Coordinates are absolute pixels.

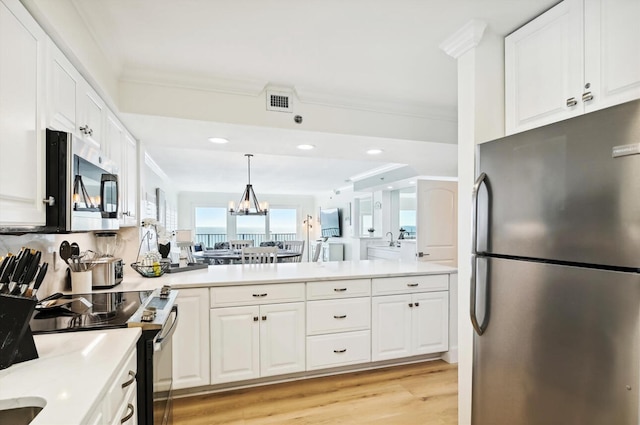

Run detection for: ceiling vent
[[266, 89, 293, 113]]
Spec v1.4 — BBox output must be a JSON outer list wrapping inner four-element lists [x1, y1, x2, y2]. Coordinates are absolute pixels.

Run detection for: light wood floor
[[173, 360, 458, 425]]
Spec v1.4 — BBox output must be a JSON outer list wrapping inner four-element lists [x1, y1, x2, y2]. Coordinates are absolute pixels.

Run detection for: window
[[194, 207, 227, 248], [237, 215, 266, 245], [269, 208, 297, 242]]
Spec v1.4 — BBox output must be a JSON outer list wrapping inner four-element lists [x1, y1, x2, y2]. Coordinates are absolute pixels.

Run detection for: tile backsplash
[[0, 227, 141, 297]]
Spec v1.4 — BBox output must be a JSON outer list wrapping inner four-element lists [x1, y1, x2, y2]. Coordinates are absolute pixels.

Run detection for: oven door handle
[[154, 305, 178, 352]]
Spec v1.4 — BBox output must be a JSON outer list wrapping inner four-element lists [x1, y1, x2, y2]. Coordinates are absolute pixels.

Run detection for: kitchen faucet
[[385, 232, 395, 247]]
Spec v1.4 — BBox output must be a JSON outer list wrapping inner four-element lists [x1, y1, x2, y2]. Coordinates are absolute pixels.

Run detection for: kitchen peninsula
[[117, 260, 458, 393]]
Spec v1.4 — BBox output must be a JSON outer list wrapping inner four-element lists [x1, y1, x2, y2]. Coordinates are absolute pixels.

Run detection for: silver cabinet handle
[[79, 125, 90, 135], [333, 314, 347, 319], [582, 92, 594, 102], [252, 293, 268, 297], [121, 370, 136, 388], [42, 196, 55, 206], [407, 283, 419, 287], [333, 349, 347, 353], [566, 97, 578, 107], [121, 404, 134, 424], [333, 288, 347, 292]]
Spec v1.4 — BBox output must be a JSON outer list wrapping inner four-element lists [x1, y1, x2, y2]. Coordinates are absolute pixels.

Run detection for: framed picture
[[156, 188, 166, 226]]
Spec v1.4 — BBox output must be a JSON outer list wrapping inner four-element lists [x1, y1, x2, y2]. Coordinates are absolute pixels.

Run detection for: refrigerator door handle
[[471, 172, 487, 255], [470, 254, 486, 335]]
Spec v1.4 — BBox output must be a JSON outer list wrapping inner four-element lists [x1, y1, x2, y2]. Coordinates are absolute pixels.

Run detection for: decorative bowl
[[130, 261, 170, 278]]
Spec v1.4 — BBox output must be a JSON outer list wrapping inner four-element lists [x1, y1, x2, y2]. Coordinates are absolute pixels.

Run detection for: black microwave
[[45, 129, 120, 232]]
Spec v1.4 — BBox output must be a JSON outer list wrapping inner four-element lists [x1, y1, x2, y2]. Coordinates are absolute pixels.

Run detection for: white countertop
[[0, 328, 141, 425], [113, 259, 457, 292]]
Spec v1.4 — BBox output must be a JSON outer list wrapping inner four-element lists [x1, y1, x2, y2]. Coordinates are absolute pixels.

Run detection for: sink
[[0, 397, 46, 425]]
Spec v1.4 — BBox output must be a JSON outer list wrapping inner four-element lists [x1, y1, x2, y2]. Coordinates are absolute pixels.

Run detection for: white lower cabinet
[[307, 330, 370, 370], [173, 288, 210, 389], [84, 343, 138, 425], [371, 291, 449, 362], [210, 302, 305, 384]]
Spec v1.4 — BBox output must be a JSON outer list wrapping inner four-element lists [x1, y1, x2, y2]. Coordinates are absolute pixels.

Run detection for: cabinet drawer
[[307, 298, 370, 335], [306, 331, 371, 370], [103, 349, 137, 424], [306, 279, 371, 300], [210, 283, 305, 307], [372, 274, 448, 296]]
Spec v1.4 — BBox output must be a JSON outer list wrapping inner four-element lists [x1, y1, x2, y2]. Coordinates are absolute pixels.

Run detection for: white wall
[[442, 21, 505, 425]]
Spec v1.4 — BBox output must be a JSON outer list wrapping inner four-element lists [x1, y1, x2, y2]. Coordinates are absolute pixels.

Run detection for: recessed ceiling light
[[297, 144, 315, 150], [366, 149, 383, 155], [387, 186, 393, 189], [208, 137, 229, 144], [409, 181, 416, 185]]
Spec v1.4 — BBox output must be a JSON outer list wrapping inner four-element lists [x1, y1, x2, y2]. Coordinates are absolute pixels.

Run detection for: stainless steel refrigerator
[[471, 99, 640, 424]]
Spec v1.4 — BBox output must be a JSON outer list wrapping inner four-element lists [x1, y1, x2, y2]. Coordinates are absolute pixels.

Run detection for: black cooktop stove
[[30, 291, 153, 334]]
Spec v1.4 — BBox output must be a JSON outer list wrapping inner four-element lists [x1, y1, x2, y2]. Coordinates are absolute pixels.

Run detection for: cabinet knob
[[262, 315, 267, 321], [566, 97, 578, 107], [253, 316, 259, 321], [582, 92, 594, 102], [408, 303, 414, 307], [415, 302, 420, 307], [80, 125, 89, 135], [42, 196, 55, 206]]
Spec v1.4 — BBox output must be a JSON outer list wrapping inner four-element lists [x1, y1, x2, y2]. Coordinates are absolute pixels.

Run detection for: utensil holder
[[0, 294, 38, 370], [71, 270, 92, 293]]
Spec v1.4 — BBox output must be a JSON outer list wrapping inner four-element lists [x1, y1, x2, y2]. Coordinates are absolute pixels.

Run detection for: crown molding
[[120, 66, 456, 122], [439, 20, 488, 59], [120, 67, 267, 97]]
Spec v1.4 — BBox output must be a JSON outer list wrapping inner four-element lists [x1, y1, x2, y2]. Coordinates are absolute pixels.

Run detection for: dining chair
[[312, 241, 323, 262], [283, 240, 305, 263], [229, 240, 253, 250], [241, 246, 277, 264]]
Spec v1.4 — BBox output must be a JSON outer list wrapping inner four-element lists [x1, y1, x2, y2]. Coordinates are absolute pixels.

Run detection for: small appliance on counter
[[89, 257, 124, 289]]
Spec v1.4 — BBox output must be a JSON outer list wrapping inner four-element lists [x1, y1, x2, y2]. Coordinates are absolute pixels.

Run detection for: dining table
[[193, 249, 302, 264]]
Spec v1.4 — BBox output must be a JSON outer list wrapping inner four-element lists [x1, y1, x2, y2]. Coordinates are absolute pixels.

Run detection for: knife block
[[0, 294, 38, 370]]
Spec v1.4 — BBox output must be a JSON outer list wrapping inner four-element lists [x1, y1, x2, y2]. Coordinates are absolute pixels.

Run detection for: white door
[[173, 288, 210, 389], [0, 1, 47, 226], [417, 180, 458, 266], [122, 132, 138, 225], [505, 0, 584, 134], [210, 305, 259, 384], [259, 302, 305, 377], [48, 44, 78, 133], [411, 291, 449, 355], [371, 295, 412, 361], [78, 82, 105, 150], [583, 0, 640, 113]]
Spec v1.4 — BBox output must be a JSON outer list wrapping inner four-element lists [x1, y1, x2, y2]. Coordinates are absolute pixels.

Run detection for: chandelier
[[229, 154, 268, 216]]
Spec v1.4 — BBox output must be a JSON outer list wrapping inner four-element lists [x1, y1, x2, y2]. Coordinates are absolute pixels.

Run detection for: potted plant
[[367, 227, 375, 237]]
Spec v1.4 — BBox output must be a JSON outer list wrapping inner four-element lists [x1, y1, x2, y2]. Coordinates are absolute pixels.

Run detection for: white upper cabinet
[[505, 0, 640, 135], [0, 0, 47, 226], [121, 132, 138, 226], [78, 81, 106, 150], [583, 0, 640, 112], [47, 43, 79, 134]]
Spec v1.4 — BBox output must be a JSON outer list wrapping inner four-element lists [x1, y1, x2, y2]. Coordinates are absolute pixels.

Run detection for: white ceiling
[[30, 0, 558, 195]]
